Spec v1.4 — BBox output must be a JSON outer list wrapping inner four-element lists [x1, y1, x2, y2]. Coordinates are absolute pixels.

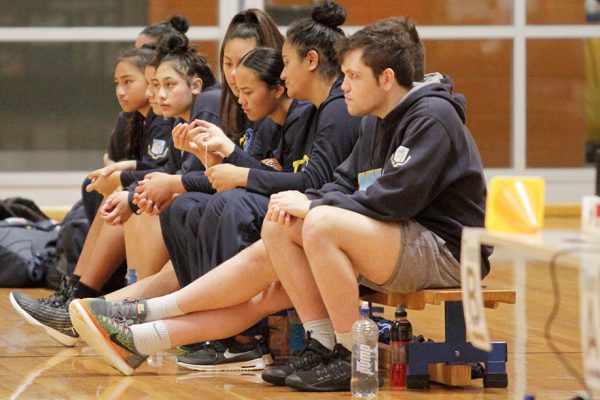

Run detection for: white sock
[[303, 319, 335, 350], [145, 293, 183, 322], [130, 320, 172, 356], [335, 331, 353, 351]]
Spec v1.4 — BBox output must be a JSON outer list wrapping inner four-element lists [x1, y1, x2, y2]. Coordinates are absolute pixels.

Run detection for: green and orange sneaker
[[69, 298, 147, 376]]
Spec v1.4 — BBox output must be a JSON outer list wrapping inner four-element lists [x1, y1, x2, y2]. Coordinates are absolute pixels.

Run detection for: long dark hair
[[286, 1, 346, 81], [219, 9, 284, 140], [239, 47, 284, 90], [116, 47, 155, 160]]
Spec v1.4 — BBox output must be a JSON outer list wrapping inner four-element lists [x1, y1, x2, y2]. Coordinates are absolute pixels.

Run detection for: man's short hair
[[336, 16, 424, 88]]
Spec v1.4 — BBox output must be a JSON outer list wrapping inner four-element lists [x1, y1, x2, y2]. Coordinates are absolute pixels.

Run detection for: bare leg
[[123, 214, 169, 280], [165, 283, 292, 347], [302, 206, 400, 333], [261, 219, 328, 324], [104, 261, 179, 301], [173, 240, 279, 314], [72, 208, 108, 277], [77, 213, 126, 291]]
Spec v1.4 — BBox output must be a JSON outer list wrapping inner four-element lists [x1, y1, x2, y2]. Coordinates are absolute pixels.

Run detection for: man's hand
[[266, 191, 311, 226], [205, 164, 250, 192]]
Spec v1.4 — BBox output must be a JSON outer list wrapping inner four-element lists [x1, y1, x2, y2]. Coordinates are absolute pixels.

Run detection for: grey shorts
[[359, 220, 461, 294]]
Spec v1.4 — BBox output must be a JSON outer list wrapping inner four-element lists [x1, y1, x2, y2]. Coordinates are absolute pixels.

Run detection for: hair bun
[[158, 32, 190, 55], [169, 15, 190, 34], [312, 1, 346, 29]]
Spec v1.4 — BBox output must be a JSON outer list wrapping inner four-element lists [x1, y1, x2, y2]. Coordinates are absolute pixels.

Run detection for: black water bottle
[[391, 304, 412, 387]]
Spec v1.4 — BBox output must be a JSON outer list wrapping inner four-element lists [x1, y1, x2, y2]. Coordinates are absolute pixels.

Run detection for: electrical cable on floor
[[545, 246, 600, 397]]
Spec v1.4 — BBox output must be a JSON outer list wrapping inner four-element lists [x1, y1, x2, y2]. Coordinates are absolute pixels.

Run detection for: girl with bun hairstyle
[[68, 3, 360, 385], [149, 9, 286, 292]]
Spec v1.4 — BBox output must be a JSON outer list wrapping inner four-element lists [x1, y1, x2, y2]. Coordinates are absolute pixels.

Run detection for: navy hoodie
[[307, 81, 492, 275], [122, 86, 222, 209], [181, 115, 283, 193], [106, 111, 132, 162], [119, 109, 174, 186], [223, 100, 315, 173], [243, 79, 361, 195]]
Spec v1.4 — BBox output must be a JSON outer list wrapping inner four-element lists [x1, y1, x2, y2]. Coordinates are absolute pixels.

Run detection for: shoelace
[[108, 299, 143, 325], [314, 348, 347, 379], [41, 277, 70, 307]]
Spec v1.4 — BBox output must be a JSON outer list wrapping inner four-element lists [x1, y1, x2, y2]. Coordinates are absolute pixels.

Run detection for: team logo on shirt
[[391, 145, 411, 167], [148, 139, 168, 159], [358, 168, 382, 191], [292, 154, 310, 172]]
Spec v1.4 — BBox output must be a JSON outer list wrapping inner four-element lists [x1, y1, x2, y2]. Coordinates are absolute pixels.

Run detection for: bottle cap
[[360, 300, 370, 316], [395, 304, 407, 318]]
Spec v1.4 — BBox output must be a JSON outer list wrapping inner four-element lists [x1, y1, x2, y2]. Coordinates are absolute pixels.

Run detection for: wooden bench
[[362, 288, 516, 389]]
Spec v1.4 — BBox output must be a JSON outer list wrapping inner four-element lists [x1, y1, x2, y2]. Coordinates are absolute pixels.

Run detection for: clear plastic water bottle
[[351, 301, 379, 398], [147, 351, 164, 367]]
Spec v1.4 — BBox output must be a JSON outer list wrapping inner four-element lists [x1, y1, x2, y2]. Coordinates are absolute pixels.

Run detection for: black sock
[[75, 281, 100, 299]]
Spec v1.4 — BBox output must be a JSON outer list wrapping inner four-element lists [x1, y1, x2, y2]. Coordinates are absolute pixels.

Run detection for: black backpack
[[45, 200, 90, 289], [0, 218, 59, 287], [0, 197, 49, 222]]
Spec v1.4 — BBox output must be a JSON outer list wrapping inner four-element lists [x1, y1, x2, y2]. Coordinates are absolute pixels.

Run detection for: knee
[[302, 206, 339, 249], [261, 218, 288, 243]]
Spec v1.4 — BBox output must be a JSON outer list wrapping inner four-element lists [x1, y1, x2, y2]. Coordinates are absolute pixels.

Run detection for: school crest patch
[[391, 145, 411, 167], [148, 139, 168, 159]]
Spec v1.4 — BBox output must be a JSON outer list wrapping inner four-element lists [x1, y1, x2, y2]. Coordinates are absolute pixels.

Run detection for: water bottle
[[287, 309, 305, 355], [351, 301, 379, 398], [391, 304, 412, 387], [125, 268, 137, 286]]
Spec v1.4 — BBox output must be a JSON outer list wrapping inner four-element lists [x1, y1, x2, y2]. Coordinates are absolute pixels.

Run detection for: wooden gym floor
[[0, 216, 591, 399]]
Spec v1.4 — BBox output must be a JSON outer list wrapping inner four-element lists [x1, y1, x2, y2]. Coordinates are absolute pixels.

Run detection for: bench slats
[[362, 288, 516, 310]]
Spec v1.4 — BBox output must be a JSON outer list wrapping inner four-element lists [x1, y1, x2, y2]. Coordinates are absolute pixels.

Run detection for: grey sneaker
[[41, 274, 80, 307], [73, 298, 147, 325], [69, 298, 147, 376], [9, 290, 78, 346], [176, 337, 273, 371]]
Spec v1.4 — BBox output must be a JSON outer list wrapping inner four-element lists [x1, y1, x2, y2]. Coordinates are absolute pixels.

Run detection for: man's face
[[340, 48, 386, 117]]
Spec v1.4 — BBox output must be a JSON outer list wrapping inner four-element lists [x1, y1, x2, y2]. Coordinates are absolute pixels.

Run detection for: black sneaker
[[261, 333, 331, 386], [41, 274, 80, 307], [176, 337, 273, 371], [285, 343, 353, 392], [177, 341, 210, 354], [9, 290, 78, 346]]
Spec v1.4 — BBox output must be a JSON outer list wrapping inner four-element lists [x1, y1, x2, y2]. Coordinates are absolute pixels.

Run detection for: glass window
[[527, 0, 590, 25], [0, 42, 128, 171], [424, 39, 512, 168], [266, 0, 512, 25], [0, 40, 219, 172], [526, 39, 588, 167], [0, 0, 147, 26], [149, 0, 218, 26]]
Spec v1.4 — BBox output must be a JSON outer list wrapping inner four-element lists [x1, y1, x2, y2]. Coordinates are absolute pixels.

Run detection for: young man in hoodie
[[260, 16, 491, 391]]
